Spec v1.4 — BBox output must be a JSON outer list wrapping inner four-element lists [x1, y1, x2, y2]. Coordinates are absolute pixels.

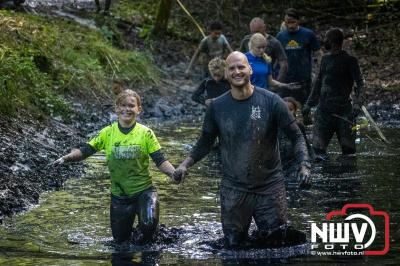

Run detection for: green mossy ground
[[0, 10, 160, 119]]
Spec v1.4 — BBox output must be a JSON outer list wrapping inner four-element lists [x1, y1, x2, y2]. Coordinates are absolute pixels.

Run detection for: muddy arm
[[57, 148, 85, 164], [157, 161, 175, 180], [282, 122, 310, 168], [150, 150, 175, 179], [185, 48, 200, 74], [175, 103, 218, 182]]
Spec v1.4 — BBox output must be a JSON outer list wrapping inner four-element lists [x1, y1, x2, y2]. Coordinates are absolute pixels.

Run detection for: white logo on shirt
[[112, 145, 141, 159], [251, 105, 261, 120]]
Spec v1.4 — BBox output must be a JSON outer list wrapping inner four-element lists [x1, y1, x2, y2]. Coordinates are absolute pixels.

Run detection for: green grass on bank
[[0, 10, 160, 118]]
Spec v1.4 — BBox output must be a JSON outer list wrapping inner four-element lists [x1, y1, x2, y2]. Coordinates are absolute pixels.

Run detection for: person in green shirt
[[53, 89, 178, 244]]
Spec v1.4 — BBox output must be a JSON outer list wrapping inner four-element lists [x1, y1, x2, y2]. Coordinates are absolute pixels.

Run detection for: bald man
[[239, 17, 288, 82], [175, 52, 310, 248]]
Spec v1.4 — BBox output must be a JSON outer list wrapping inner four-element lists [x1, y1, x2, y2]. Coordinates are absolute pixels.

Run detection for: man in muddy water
[[174, 51, 311, 248], [239, 17, 288, 82], [303, 28, 364, 158], [276, 8, 322, 105]]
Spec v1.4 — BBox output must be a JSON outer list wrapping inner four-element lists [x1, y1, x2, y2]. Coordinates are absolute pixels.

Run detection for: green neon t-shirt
[[88, 122, 161, 196]]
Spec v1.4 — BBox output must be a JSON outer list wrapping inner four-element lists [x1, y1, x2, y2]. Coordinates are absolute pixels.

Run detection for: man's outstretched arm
[[174, 103, 218, 182]]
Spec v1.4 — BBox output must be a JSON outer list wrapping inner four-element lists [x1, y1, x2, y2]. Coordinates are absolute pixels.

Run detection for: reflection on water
[[0, 121, 399, 265]]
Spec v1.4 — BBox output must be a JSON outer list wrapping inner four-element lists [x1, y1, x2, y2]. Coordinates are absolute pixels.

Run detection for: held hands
[[297, 165, 311, 189], [172, 165, 188, 184]]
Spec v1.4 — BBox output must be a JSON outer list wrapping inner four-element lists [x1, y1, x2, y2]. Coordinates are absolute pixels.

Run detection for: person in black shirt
[[303, 28, 364, 156], [174, 51, 311, 248], [191, 57, 230, 106]]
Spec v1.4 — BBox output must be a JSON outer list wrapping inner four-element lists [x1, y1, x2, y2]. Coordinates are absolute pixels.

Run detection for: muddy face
[[225, 53, 252, 89], [250, 42, 267, 57], [116, 96, 141, 127], [210, 68, 224, 82]]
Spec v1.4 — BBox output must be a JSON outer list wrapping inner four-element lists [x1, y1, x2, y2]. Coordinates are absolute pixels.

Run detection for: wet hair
[[115, 89, 142, 107], [285, 8, 300, 20], [208, 57, 226, 75], [283, 97, 301, 116], [325, 28, 344, 46], [249, 17, 265, 33], [249, 33, 272, 63], [209, 21, 223, 31]]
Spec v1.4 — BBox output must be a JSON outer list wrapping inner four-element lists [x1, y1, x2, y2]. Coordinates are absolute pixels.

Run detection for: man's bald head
[[249, 17, 266, 34], [226, 51, 249, 66]]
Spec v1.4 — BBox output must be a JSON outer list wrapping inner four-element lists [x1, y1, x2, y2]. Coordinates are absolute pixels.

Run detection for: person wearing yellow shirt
[[54, 89, 178, 244]]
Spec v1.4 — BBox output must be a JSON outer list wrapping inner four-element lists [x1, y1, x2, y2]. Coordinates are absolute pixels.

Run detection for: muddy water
[[0, 120, 399, 265]]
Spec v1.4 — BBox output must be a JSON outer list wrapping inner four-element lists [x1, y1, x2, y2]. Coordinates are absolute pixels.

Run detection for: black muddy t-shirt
[[307, 50, 364, 113], [191, 87, 299, 194]]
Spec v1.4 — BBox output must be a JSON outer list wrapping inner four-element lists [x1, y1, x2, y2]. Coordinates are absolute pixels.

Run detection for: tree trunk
[[153, 0, 173, 36]]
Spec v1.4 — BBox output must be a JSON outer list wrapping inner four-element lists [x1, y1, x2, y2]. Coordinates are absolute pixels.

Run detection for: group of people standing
[[190, 8, 364, 160], [54, 8, 364, 249]]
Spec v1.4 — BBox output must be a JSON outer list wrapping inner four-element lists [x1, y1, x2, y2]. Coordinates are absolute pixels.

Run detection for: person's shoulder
[[276, 30, 284, 37], [212, 90, 231, 105], [94, 122, 115, 138], [101, 122, 116, 132], [217, 34, 228, 44], [262, 88, 286, 105], [276, 30, 288, 39], [202, 77, 214, 84], [267, 34, 279, 43], [253, 86, 276, 98], [245, 51, 253, 59], [340, 50, 357, 60], [200, 36, 210, 44], [135, 123, 159, 140], [300, 26, 317, 36], [135, 122, 153, 133]]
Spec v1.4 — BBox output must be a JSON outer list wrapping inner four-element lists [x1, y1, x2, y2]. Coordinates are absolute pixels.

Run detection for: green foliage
[[110, 0, 158, 40], [111, 0, 158, 22], [99, 25, 115, 42], [0, 10, 160, 118]]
